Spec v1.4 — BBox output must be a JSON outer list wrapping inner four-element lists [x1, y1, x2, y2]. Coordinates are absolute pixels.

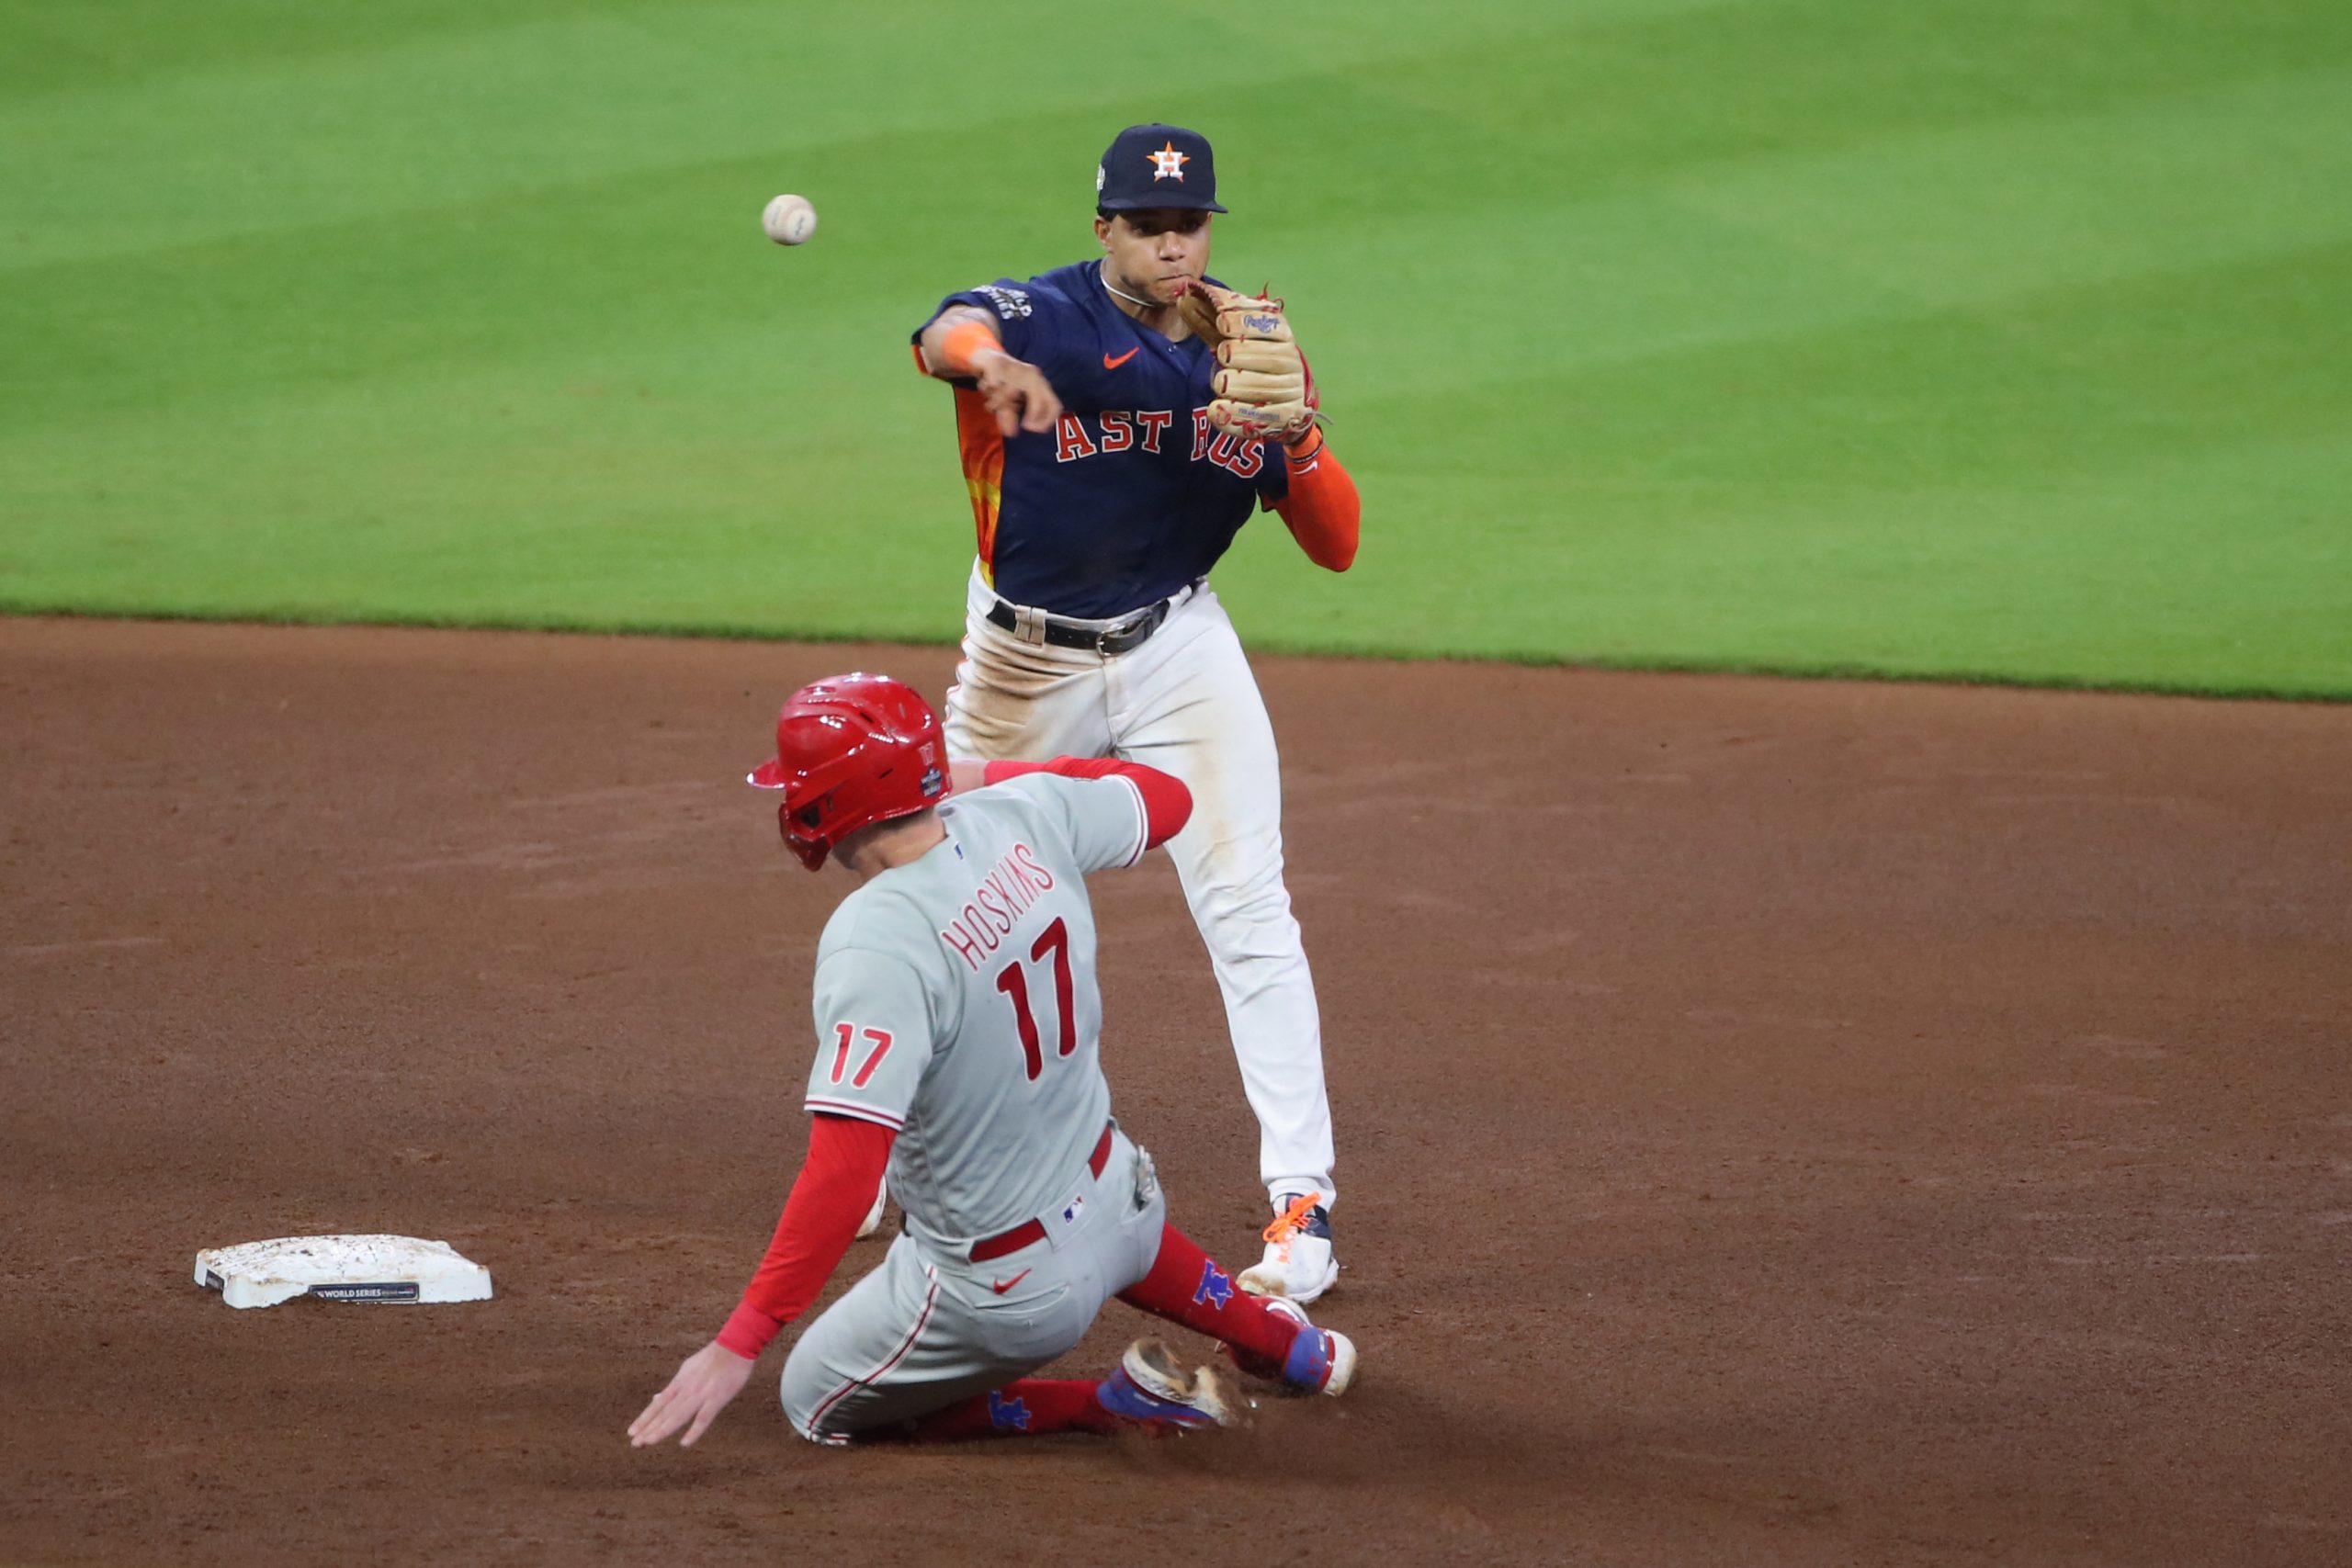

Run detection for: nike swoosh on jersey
[[1102, 348, 1139, 369], [990, 1269, 1033, 1294]]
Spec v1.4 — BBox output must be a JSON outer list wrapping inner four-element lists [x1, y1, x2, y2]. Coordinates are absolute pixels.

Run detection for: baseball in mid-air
[[762, 193, 818, 246]]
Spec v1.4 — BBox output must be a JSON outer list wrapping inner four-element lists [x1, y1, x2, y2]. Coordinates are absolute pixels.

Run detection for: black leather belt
[[987, 588, 1188, 656]]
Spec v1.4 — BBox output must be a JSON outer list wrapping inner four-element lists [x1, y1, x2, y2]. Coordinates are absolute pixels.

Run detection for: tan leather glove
[[1174, 280, 1319, 444]]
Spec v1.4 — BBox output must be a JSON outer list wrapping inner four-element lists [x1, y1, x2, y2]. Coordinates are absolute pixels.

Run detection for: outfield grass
[[5, 0, 2348, 696]]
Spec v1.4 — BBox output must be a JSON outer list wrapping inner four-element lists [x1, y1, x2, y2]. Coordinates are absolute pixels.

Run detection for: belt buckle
[[1098, 604, 1159, 656]]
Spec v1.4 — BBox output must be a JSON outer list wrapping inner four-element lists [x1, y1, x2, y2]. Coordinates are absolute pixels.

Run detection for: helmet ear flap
[[780, 796, 831, 871]]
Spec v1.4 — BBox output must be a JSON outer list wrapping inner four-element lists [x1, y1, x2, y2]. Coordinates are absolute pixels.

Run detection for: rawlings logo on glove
[[1173, 279, 1319, 445]]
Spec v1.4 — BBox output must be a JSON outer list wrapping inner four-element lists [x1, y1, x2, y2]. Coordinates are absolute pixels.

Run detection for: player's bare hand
[[628, 1341, 756, 1449], [976, 356, 1062, 437]]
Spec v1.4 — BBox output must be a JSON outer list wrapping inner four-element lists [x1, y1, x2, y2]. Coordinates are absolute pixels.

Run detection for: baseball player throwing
[[910, 123, 1362, 1302], [628, 674, 1355, 1448]]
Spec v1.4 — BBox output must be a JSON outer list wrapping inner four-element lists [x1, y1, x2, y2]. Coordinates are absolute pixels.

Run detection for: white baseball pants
[[943, 563, 1338, 1210], [781, 1127, 1167, 1440]]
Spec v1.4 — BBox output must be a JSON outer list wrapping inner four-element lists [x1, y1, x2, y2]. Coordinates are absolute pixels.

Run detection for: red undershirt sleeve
[[716, 1113, 897, 1360], [1268, 429, 1360, 572], [981, 757, 1193, 847]]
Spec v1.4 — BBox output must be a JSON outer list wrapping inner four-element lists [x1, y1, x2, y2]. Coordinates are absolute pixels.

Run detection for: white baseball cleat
[[854, 1179, 888, 1240], [1236, 1192, 1339, 1304]]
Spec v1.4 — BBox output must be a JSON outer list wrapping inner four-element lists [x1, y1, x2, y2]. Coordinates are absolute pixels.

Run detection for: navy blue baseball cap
[[1095, 123, 1227, 214]]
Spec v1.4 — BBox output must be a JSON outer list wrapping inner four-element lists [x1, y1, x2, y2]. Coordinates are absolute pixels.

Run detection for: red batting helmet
[[747, 673, 948, 871]]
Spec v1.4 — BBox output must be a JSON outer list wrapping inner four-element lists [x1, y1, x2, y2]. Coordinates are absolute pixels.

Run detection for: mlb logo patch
[[989, 1391, 1032, 1431], [1061, 1193, 1086, 1225]]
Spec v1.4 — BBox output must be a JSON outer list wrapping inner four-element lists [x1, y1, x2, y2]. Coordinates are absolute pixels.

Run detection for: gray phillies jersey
[[801, 773, 1152, 1249]]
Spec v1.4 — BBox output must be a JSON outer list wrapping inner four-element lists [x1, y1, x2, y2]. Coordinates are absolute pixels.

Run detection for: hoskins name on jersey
[[938, 841, 1059, 972]]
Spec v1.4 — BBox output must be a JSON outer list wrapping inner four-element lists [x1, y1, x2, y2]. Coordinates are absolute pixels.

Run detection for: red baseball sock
[[1117, 1222, 1297, 1366], [903, 1379, 1120, 1441]]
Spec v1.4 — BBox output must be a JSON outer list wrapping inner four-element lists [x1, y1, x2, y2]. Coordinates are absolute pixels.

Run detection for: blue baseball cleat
[[1097, 1339, 1249, 1431], [1227, 1296, 1358, 1396]]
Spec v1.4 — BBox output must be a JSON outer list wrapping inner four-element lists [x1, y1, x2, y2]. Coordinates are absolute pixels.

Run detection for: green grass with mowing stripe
[[5, 1, 2348, 695]]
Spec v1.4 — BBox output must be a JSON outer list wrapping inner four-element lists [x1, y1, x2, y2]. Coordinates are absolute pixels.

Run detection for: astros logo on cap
[[1097, 125, 1226, 213]]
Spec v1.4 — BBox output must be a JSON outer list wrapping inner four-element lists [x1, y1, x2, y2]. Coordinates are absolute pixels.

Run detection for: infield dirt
[[4, 618, 2346, 1566]]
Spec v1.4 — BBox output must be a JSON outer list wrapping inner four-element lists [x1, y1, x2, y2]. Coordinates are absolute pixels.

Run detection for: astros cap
[[1096, 123, 1227, 214]]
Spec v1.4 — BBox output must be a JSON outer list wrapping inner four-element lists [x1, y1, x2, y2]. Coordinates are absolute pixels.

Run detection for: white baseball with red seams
[[761, 193, 817, 246]]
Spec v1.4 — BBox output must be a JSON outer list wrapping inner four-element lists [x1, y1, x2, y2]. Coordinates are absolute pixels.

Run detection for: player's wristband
[[1283, 425, 1327, 468], [937, 316, 1010, 376]]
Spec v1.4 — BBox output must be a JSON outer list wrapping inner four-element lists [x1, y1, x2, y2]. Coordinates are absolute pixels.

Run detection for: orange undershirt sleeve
[[1268, 428, 1360, 572]]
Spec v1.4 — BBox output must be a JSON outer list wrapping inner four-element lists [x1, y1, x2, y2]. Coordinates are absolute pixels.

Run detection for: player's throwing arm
[[920, 310, 1062, 436]]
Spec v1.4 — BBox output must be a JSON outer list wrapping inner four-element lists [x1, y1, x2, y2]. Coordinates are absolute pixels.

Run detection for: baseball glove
[[1174, 280, 1318, 443]]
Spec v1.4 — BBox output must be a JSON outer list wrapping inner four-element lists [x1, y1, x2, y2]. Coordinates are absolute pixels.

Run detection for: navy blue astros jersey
[[914, 261, 1288, 619]]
